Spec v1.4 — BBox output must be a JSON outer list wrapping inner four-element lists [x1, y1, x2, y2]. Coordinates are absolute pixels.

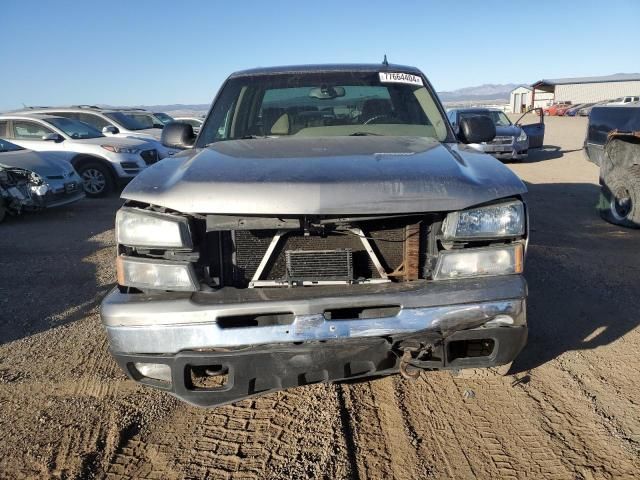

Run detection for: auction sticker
[[379, 72, 423, 86]]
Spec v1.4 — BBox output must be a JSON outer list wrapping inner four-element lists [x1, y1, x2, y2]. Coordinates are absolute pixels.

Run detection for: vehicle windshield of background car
[[121, 113, 164, 129], [104, 112, 151, 131], [46, 117, 104, 139], [0, 138, 26, 152], [153, 112, 174, 125], [198, 72, 449, 145], [460, 111, 512, 127]]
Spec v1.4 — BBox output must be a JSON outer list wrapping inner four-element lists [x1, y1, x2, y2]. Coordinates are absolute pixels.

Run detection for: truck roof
[[229, 63, 423, 78]]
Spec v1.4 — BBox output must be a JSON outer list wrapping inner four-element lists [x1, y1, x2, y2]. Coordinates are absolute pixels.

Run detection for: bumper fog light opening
[[133, 362, 172, 385]]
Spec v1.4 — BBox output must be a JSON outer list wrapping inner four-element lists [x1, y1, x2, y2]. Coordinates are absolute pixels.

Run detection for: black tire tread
[[599, 165, 640, 228]]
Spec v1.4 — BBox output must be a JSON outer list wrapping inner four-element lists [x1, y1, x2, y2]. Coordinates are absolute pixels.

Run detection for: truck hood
[[122, 136, 527, 215], [0, 149, 75, 177]]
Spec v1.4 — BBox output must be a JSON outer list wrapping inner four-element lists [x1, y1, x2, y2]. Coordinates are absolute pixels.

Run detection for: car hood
[[122, 136, 527, 215], [495, 125, 521, 137], [76, 136, 155, 149], [0, 149, 75, 177]]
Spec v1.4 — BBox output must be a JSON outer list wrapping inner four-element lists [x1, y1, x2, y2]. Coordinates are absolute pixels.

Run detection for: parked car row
[[543, 96, 640, 117], [0, 106, 204, 222]]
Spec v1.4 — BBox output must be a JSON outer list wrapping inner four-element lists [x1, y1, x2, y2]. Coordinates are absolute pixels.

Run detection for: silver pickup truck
[[101, 63, 529, 407]]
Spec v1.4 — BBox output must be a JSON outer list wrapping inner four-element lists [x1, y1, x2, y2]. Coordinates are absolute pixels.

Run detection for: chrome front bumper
[[102, 276, 527, 355]]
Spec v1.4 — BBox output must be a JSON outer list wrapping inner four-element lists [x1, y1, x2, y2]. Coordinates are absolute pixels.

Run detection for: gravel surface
[[0, 116, 639, 479]]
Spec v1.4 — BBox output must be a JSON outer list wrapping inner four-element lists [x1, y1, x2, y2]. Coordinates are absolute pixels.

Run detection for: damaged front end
[[103, 200, 528, 407], [0, 164, 49, 222]]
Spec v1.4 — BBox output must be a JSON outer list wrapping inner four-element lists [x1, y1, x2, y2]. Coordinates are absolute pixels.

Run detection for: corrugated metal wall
[[554, 81, 640, 103]]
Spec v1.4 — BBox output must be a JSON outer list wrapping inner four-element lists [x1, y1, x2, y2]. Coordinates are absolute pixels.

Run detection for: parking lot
[[0, 116, 639, 479]]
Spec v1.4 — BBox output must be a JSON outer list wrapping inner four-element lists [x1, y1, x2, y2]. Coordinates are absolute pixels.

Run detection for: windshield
[[46, 117, 104, 139], [153, 112, 174, 125], [197, 71, 450, 145], [104, 112, 153, 131], [460, 110, 512, 127], [0, 138, 25, 152]]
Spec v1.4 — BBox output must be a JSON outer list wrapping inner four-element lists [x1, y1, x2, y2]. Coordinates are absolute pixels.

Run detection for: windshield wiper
[[349, 132, 383, 136]]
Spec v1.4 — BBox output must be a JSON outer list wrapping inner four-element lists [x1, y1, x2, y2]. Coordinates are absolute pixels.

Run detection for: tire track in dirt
[[103, 384, 351, 479], [342, 377, 434, 480]]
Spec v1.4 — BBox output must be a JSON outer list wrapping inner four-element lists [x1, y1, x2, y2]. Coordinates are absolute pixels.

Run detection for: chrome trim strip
[[105, 299, 524, 354]]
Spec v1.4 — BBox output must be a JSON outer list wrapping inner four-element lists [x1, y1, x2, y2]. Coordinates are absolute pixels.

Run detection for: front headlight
[[517, 130, 527, 142], [434, 244, 523, 280], [101, 144, 141, 154], [116, 256, 198, 291], [116, 208, 192, 249], [442, 200, 525, 240]]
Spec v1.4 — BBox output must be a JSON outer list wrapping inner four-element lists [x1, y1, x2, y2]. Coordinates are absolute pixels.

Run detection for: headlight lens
[[442, 200, 525, 240], [117, 256, 198, 291], [116, 208, 192, 249], [101, 144, 140, 154], [434, 244, 523, 280], [517, 130, 527, 142]]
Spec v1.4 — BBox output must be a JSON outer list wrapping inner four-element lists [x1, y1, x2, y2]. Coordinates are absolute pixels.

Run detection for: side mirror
[[161, 122, 196, 149], [458, 116, 496, 144], [42, 133, 64, 142], [102, 125, 119, 135]]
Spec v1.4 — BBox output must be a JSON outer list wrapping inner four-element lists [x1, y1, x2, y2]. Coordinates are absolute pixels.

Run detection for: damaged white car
[[0, 138, 84, 222]]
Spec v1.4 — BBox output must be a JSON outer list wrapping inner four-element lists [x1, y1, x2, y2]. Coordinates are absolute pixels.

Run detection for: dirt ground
[[1, 116, 639, 479]]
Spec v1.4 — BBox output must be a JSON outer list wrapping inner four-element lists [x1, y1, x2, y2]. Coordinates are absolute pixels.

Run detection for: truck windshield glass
[[460, 111, 512, 127], [0, 139, 25, 152], [46, 117, 104, 139], [198, 72, 449, 145]]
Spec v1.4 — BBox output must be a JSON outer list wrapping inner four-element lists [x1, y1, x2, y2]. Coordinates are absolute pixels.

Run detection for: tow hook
[[397, 340, 433, 381], [399, 350, 421, 380]]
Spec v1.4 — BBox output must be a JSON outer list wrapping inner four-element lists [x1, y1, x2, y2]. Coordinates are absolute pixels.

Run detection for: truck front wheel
[[599, 166, 640, 228]]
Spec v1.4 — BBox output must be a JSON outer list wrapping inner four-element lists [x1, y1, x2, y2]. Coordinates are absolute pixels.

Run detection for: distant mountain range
[[137, 83, 523, 114], [437, 83, 522, 103]]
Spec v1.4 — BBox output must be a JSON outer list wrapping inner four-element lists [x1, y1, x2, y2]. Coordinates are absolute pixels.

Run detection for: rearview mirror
[[309, 86, 346, 99], [102, 125, 119, 135], [458, 116, 496, 144], [42, 133, 64, 142], [162, 122, 196, 149]]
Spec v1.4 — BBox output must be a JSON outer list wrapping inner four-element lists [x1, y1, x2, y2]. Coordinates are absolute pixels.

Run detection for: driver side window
[[13, 121, 53, 140]]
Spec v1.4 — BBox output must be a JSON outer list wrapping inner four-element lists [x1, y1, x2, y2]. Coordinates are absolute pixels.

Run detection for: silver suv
[[11, 106, 178, 157], [0, 113, 159, 197]]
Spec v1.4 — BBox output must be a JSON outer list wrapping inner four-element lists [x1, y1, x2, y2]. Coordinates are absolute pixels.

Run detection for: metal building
[[531, 73, 640, 105], [509, 86, 554, 113]]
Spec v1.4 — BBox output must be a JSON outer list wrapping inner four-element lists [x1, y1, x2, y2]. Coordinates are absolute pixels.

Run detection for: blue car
[[447, 108, 545, 161]]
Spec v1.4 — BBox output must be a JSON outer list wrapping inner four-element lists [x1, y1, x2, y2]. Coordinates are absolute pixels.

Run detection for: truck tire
[[599, 166, 640, 228], [77, 162, 113, 198], [0, 199, 6, 223]]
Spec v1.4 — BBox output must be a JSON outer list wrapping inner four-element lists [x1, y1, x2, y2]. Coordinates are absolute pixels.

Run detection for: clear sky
[[2, 0, 639, 110]]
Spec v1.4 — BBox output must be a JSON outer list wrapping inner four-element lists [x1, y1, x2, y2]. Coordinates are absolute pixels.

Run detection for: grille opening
[[217, 312, 295, 329], [188, 365, 229, 390], [323, 305, 401, 320], [448, 339, 495, 361]]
